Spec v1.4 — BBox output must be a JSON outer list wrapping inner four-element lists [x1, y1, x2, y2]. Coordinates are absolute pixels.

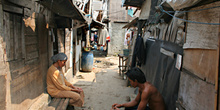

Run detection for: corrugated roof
[[123, 0, 145, 8], [39, 0, 86, 22], [122, 17, 138, 29]]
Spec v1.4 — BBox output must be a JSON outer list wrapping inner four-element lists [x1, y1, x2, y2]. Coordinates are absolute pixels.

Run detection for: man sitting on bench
[[112, 67, 165, 110], [47, 53, 84, 107]]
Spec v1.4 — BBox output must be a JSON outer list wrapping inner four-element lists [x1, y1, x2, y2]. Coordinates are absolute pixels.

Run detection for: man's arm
[[116, 90, 141, 108], [137, 90, 150, 110]]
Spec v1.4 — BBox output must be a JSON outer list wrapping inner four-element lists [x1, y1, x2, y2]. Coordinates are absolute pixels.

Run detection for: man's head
[[126, 67, 146, 85]]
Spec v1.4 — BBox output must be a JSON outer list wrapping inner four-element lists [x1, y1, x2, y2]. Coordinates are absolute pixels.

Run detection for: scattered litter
[[95, 60, 101, 63], [76, 75, 85, 79]]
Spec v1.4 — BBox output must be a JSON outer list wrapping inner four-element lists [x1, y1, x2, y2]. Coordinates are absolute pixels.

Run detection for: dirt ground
[[72, 56, 136, 110]]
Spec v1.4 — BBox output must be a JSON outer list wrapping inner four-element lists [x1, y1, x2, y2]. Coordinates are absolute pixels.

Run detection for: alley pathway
[[72, 56, 136, 110]]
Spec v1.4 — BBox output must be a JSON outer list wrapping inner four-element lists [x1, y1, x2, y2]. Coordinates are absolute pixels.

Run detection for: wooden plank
[[3, 4, 23, 14], [14, 15, 19, 60], [183, 49, 217, 84], [178, 71, 215, 110], [21, 20, 26, 58], [26, 51, 38, 61], [3, 12, 14, 61], [7, 0, 32, 8], [17, 16, 22, 59], [46, 98, 61, 110], [26, 44, 38, 53], [0, 76, 6, 110], [183, 1, 220, 49], [215, 14, 220, 110], [25, 36, 38, 45], [56, 98, 69, 110], [9, 14, 15, 60], [57, 29, 65, 53]]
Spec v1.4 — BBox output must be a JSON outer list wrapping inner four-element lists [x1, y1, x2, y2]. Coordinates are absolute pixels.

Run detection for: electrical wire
[[166, 5, 220, 13], [159, 5, 220, 25]]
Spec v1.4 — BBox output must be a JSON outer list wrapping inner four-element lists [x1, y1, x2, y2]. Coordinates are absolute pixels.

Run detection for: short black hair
[[126, 67, 146, 83]]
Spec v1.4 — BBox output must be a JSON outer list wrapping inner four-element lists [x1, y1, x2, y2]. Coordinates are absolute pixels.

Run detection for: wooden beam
[[3, 4, 23, 14], [7, 0, 32, 8], [215, 15, 220, 110], [133, 8, 138, 15]]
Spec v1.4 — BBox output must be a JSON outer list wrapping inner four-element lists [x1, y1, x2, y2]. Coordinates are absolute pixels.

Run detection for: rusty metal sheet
[[39, 0, 86, 22]]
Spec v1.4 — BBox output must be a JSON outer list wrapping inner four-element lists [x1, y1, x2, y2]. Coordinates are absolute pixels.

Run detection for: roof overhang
[[39, 0, 86, 22], [123, 0, 145, 8], [90, 19, 105, 29], [122, 17, 139, 29]]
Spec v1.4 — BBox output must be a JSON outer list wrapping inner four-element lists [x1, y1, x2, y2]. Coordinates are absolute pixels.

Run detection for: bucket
[[100, 46, 104, 51], [94, 45, 97, 50], [81, 51, 94, 72], [123, 49, 129, 56]]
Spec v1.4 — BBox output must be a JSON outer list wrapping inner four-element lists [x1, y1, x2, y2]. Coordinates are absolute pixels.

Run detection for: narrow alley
[[1, 0, 220, 110], [72, 55, 136, 110]]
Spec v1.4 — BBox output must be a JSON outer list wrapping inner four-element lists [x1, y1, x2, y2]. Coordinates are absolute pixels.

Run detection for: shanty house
[[0, 0, 89, 109], [123, 0, 220, 110]]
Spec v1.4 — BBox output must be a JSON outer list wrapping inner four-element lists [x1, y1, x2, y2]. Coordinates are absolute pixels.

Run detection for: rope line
[[159, 5, 220, 25]]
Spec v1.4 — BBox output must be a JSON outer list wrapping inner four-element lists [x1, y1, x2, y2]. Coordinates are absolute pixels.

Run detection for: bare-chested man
[[112, 67, 165, 110]]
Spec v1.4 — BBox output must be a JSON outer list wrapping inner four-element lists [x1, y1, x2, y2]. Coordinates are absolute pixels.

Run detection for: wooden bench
[[45, 98, 71, 110], [118, 54, 129, 80]]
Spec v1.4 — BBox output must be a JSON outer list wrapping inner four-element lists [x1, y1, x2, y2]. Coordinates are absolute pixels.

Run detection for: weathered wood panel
[[37, 13, 49, 89], [183, 1, 220, 49], [24, 26, 37, 36], [178, 71, 215, 110], [3, 12, 24, 61], [7, 0, 32, 8], [57, 29, 65, 53], [65, 29, 71, 71], [3, 12, 13, 61], [0, 75, 6, 109], [25, 36, 38, 45], [10, 65, 43, 105], [183, 49, 217, 84], [26, 51, 39, 61], [26, 44, 38, 53], [3, 4, 23, 14], [14, 15, 21, 60], [48, 29, 54, 66]]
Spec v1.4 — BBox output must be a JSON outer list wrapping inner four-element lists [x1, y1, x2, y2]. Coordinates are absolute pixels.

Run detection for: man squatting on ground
[[112, 67, 165, 110], [47, 53, 85, 107]]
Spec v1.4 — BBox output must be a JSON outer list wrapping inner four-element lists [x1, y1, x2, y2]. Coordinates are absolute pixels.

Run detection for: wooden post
[[215, 17, 220, 110]]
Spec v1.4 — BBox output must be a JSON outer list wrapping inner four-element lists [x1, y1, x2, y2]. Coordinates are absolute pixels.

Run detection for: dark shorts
[[125, 105, 150, 110]]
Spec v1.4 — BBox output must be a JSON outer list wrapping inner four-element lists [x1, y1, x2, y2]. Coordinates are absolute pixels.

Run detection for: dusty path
[[73, 56, 136, 110]]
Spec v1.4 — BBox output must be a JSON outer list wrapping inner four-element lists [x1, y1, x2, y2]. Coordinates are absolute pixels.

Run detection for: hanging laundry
[[128, 7, 134, 17], [131, 35, 146, 68], [98, 27, 109, 46], [91, 33, 94, 41], [124, 30, 132, 46], [106, 35, 110, 42]]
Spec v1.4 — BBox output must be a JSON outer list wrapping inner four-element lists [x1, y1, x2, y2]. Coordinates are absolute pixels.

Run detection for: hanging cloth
[[131, 35, 146, 68], [98, 28, 109, 45]]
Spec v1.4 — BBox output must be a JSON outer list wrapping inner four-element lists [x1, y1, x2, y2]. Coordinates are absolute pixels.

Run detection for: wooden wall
[[0, 1, 7, 109], [37, 13, 49, 91], [177, 1, 220, 110], [140, 1, 220, 109], [0, 0, 52, 109], [4, 11, 45, 109], [65, 29, 71, 72]]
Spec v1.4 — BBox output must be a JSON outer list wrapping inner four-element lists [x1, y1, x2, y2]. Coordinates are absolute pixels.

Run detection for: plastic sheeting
[[164, 0, 202, 10], [140, 38, 183, 110]]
